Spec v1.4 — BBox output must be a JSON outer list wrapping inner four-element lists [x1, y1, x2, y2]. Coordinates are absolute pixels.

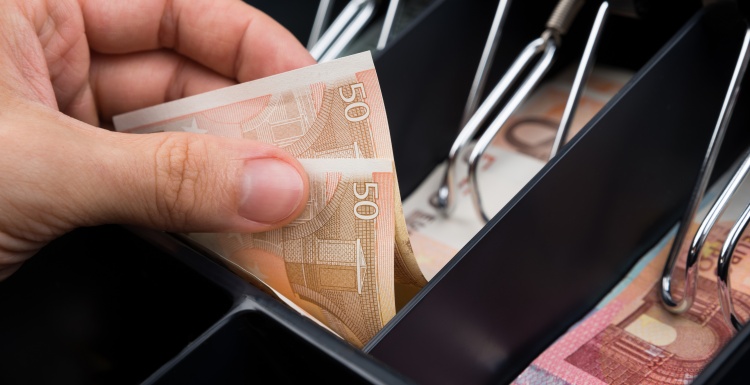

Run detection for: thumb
[[0, 102, 308, 280], [91, 129, 309, 233]]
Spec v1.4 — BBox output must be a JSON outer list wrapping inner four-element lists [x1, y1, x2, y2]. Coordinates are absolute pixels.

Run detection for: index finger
[[80, 0, 316, 81]]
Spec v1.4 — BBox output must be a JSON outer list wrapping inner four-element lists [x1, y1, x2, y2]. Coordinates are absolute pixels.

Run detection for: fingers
[[96, 130, 309, 232], [80, 0, 316, 82], [90, 51, 236, 121], [0, 101, 309, 239]]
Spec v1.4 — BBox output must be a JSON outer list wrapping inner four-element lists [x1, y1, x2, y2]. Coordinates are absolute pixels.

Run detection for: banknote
[[113, 53, 419, 346], [403, 66, 632, 280], [114, 52, 427, 290], [513, 170, 750, 385], [194, 159, 395, 347]]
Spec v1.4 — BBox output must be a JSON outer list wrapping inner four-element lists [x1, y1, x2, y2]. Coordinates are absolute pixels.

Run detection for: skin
[[0, 0, 317, 280]]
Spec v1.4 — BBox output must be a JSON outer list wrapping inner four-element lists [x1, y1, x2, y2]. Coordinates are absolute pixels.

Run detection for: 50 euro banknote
[[195, 159, 396, 347], [113, 52, 422, 346]]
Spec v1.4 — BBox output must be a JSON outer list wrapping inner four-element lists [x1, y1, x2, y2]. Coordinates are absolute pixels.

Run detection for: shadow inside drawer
[[0, 225, 233, 385], [149, 311, 379, 385]]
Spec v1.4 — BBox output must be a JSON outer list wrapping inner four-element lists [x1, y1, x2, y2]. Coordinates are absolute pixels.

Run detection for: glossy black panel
[[0, 226, 232, 385], [149, 311, 402, 385], [369, 5, 749, 384]]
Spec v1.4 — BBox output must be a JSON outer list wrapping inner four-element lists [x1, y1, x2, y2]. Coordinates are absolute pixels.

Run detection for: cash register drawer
[[3, 1, 750, 384]]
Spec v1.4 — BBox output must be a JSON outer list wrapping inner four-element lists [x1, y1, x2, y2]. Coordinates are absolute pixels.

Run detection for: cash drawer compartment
[[3, 1, 750, 384]]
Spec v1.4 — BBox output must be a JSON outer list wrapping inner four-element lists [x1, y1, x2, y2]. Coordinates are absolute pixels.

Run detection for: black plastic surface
[[376, 0, 697, 199], [244, 0, 320, 45], [133, 229, 413, 385], [369, 5, 750, 384], [682, 34, 750, 385], [0, 226, 232, 385], [0, 224, 412, 385], [150, 311, 382, 385], [373, 0, 494, 197], [6, 2, 750, 384]]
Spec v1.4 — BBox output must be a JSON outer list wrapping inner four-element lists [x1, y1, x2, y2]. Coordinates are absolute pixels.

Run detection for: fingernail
[[239, 158, 304, 224]]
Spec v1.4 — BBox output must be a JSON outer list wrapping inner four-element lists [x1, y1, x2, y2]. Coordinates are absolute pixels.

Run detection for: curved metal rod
[[310, 0, 363, 59], [461, 0, 512, 126], [432, 0, 584, 216], [431, 39, 547, 215], [319, 0, 378, 61], [468, 39, 558, 222], [660, 28, 750, 314], [718, 203, 750, 331], [717, 150, 750, 331], [376, 0, 401, 50], [310, 0, 375, 61], [308, 0, 336, 49], [549, 1, 609, 159]]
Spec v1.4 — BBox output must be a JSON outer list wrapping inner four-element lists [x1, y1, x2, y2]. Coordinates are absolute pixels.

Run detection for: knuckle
[[152, 134, 208, 228]]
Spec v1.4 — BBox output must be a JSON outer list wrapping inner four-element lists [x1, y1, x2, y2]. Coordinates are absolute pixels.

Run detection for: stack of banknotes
[[115, 53, 423, 347], [114, 51, 750, 383]]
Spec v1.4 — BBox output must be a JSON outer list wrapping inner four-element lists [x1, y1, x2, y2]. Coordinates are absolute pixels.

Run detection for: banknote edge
[[299, 158, 392, 174], [113, 52, 375, 131]]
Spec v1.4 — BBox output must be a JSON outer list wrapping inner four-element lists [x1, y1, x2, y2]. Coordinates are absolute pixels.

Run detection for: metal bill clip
[[717, 147, 750, 331], [377, 0, 401, 50], [309, 0, 380, 62], [432, 0, 611, 223], [659, 28, 750, 329]]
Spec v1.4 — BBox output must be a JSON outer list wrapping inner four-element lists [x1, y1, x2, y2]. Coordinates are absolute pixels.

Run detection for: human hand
[[0, 0, 316, 280]]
